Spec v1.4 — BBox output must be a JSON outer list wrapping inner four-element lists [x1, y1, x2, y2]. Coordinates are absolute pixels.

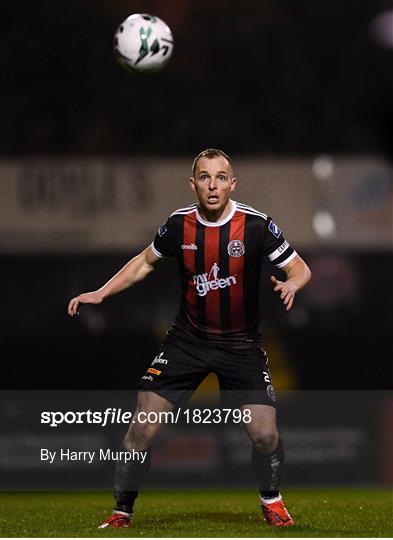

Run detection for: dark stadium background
[[2, 0, 392, 390], [3, 1, 393, 158]]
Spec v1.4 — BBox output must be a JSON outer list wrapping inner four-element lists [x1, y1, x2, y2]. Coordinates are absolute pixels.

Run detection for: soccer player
[[68, 149, 311, 528]]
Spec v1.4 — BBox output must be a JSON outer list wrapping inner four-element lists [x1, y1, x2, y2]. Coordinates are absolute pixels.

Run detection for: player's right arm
[[67, 245, 161, 316]]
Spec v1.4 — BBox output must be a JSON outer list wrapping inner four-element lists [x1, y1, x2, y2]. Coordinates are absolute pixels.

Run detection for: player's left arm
[[271, 255, 311, 311]]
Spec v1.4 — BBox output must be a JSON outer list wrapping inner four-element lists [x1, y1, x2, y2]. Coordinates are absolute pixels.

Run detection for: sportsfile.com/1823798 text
[[40, 408, 252, 427]]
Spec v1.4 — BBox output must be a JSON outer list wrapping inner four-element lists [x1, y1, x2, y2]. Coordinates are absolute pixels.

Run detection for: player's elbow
[[134, 261, 155, 283], [306, 265, 312, 283], [293, 259, 311, 291], [304, 263, 312, 284], [296, 256, 311, 285]]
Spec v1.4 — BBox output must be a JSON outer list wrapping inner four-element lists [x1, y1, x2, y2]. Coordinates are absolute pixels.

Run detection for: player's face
[[189, 156, 237, 217]]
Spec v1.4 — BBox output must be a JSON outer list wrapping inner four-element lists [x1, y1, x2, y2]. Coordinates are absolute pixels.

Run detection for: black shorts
[[138, 328, 277, 408]]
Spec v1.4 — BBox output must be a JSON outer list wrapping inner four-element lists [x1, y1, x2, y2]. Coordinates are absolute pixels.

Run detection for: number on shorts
[[263, 370, 271, 383]]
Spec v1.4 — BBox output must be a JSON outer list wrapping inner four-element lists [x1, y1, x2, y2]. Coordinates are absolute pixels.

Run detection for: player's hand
[[67, 291, 104, 316], [271, 276, 297, 311]]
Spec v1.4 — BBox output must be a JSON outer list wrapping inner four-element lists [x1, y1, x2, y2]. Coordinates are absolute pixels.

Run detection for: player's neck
[[198, 199, 233, 223]]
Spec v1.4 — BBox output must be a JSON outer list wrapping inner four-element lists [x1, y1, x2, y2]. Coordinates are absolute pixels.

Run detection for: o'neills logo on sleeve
[[193, 263, 237, 297]]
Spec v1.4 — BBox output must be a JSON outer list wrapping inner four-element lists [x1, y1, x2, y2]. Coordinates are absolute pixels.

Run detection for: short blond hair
[[192, 148, 232, 177]]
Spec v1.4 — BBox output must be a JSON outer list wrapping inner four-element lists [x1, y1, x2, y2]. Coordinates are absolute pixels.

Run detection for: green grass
[[0, 489, 392, 537]]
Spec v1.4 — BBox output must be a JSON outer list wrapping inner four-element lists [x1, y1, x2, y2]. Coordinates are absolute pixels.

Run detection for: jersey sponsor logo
[[193, 263, 237, 297], [152, 352, 168, 365], [227, 239, 245, 257], [181, 243, 198, 250], [147, 367, 162, 376], [142, 375, 153, 382], [158, 222, 168, 237], [268, 221, 282, 238]]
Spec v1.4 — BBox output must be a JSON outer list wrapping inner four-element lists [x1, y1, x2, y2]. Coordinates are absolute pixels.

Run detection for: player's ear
[[189, 177, 196, 192], [230, 177, 238, 192]]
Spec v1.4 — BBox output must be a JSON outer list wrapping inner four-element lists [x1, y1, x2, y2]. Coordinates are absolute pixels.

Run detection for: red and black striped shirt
[[151, 200, 297, 345]]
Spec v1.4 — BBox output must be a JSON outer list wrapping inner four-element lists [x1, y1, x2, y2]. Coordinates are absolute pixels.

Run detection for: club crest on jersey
[[193, 263, 237, 297], [227, 239, 245, 258], [268, 221, 282, 238], [158, 222, 168, 237]]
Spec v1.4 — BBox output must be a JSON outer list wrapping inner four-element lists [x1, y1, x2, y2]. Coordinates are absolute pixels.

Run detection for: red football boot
[[260, 497, 295, 527], [98, 511, 131, 528]]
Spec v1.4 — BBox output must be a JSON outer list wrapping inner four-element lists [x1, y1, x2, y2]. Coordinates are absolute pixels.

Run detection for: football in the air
[[113, 13, 174, 73]]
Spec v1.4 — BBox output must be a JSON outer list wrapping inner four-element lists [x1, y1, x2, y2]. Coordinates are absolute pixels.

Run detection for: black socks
[[114, 448, 152, 514], [252, 437, 285, 498], [113, 438, 285, 513]]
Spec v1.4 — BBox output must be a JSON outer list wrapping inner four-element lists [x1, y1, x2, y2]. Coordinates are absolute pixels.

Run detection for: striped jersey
[[151, 200, 297, 345]]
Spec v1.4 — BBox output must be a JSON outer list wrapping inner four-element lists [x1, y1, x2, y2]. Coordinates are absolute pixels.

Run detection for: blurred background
[[1, 0, 392, 390], [0, 0, 392, 488]]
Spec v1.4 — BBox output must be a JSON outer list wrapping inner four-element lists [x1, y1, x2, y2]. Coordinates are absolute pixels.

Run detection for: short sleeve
[[151, 216, 176, 258], [262, 216, 297, 268]]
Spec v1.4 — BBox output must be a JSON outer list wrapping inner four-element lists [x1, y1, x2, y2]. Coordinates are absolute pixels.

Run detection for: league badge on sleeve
[[158, 221, 168, 237], [268, 220, 282, 239]]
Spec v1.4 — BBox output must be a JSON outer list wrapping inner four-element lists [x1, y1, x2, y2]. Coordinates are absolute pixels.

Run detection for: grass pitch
[[0, 489, 392, 537]]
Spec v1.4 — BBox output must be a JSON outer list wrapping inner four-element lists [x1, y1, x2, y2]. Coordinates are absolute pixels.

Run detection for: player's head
[[190, 148, 237, 215]]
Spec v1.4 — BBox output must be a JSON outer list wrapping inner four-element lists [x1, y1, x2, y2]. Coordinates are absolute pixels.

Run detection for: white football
[[114, 13, 174, 73]]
